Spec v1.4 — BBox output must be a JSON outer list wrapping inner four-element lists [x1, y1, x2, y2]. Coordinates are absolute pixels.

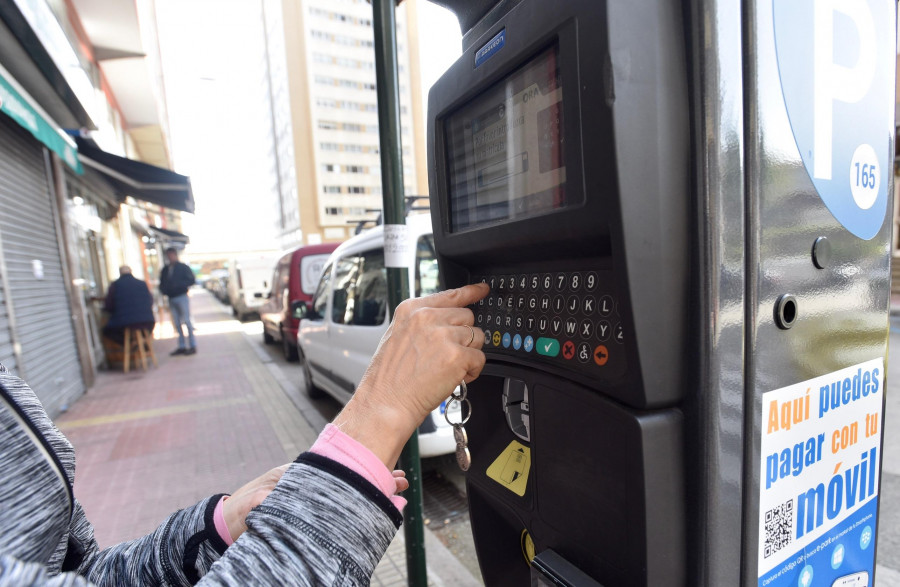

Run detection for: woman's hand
[[222, 463, 290, 541], [333, 283, 489, 468]]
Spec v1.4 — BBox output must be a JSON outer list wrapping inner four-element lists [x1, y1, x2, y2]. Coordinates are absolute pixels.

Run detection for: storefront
[[63, 168, 121, 372], [0, 113, 84, 416]]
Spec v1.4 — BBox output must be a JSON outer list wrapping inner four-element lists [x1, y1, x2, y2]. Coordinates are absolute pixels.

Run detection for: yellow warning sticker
[[486, 440, 531, 496]]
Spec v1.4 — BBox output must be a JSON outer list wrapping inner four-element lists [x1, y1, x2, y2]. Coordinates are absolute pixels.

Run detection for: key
[[454, 424, 468, 446], [455, 426, 471, 471]]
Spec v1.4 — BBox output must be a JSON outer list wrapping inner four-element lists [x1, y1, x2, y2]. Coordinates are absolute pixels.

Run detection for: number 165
[[855, 162, 876, 188]]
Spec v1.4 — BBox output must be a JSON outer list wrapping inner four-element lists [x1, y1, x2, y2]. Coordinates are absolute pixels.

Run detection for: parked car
[[296, 213, 457, 457], [260, 242, 340, 361], [206, 269, 230, 304], [227, 254, 276, 321]]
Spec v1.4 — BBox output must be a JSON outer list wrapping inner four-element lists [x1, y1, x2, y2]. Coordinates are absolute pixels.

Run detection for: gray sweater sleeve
[[0, 454, 401, 586], [197, 453, 403, 586], [0, 496, 225, 587], [73, 495, 228, 586]]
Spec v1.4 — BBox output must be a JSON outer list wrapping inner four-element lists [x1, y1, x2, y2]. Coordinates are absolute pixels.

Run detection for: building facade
[[267, 0, 429, 248]]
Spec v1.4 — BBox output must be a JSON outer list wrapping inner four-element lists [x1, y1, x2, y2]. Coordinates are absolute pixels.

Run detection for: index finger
[[406, 283, 489, 310]]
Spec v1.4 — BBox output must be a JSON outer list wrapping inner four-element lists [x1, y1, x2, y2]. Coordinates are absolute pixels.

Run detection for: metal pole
[[371, 1, 427, 586]]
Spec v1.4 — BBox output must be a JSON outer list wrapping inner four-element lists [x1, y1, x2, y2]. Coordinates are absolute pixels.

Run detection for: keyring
[[452, 380, 468, 401], [444, 397, 472, 427]]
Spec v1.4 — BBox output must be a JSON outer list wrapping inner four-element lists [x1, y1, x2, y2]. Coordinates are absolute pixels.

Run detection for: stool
[[123, 328, 157, 373]]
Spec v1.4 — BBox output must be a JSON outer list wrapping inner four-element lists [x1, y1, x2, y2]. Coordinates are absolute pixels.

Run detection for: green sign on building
[[0, 72, 82, 174]]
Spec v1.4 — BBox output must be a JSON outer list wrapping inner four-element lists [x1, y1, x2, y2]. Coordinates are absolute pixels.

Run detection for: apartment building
[[267, 0, 429, 248]]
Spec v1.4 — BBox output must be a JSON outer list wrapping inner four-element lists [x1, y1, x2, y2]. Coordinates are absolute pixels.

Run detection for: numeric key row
[[482, 272, 602, 294]]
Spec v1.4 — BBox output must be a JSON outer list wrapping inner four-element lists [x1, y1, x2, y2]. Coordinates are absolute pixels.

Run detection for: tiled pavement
[[54, 289, 478, 586]]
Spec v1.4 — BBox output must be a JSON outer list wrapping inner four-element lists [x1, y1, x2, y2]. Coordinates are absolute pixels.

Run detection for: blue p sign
[[774, 0, 894, 240]]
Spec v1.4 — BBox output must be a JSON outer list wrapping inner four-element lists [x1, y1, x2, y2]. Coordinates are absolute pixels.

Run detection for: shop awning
[[148, 225, 189, 244], [75, 138, 195, 213]]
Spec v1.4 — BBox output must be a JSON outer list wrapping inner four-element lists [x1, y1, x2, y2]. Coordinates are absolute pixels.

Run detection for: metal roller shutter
[[0, 115, 83, 415], [0, 286, 15, 371]]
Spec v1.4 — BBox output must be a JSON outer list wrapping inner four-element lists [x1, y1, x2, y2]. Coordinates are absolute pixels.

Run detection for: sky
[[154, 0, 462, 255]]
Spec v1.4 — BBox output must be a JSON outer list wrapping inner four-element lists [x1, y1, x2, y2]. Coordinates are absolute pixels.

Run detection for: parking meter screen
[[445, 45, 566, 231]]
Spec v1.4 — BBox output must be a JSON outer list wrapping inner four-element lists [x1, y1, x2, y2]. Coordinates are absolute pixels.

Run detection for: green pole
[[371, 1, 428, 586]]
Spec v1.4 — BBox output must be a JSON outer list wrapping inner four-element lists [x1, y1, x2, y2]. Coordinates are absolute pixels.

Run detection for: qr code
[[764, 499, 794, 559]]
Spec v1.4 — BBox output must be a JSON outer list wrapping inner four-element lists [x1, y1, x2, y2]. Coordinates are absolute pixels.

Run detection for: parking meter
[[427, 0, 895, 585]]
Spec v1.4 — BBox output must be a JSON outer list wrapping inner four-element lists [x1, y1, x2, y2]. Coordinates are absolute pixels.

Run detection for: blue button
[[523, 336, 534, 352], [536, 337, 560, 357], [512, 334, 522, 350], [502, 332, 512, 348]]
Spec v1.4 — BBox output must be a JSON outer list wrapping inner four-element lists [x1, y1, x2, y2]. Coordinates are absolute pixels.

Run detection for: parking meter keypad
[[471, 272, 625, 376]]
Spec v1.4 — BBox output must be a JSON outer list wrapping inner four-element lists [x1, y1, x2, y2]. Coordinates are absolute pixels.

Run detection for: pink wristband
[[213, 495, 234, 546], [311, 423, 407, 511]]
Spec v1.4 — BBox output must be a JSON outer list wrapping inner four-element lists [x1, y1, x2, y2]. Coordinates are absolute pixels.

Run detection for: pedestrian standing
[[159, 247, 197, 355]]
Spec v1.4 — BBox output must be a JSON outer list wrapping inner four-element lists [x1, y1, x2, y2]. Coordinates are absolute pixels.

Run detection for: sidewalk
[[55, 289, 478, 586]]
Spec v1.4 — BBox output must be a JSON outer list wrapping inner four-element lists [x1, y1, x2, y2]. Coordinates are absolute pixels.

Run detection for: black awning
[[148, 225, 189, 244], [75, 138, 194, 213]]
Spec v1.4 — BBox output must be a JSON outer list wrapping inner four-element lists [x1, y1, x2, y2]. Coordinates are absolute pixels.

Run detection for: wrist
[[221, 496, 243, 544], [333, 390, 420, 468], [214, 495, 235, 546]]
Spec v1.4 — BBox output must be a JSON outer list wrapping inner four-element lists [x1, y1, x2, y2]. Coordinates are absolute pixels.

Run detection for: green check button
[[536, 337, 560, 357]]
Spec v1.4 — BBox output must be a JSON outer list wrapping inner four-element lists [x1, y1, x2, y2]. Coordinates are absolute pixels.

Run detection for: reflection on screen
[[445, 45, 565, 231]]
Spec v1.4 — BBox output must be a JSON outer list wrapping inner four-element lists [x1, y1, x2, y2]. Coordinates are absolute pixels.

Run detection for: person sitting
[[101, 265, 156, 346]]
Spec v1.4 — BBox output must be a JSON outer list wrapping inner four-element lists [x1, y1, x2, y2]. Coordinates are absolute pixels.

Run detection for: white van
[[227, 254, 276, 321], [296, 213, 456, 457]]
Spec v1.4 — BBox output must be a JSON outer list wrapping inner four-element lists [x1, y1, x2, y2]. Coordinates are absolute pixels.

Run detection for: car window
[[311, 263, 332, 319], [352, 249, 387, 326], [269, 267, 280, 296], [301, 254, 331, 296], [279, 260, 290, 290], [415, 234, 441, 297], [273, 259, 288, 297], [332, 256, 360, 325]]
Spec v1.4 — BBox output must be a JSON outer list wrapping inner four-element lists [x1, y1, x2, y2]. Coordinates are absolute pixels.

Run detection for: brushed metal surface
[[687, 0, 748, 584]]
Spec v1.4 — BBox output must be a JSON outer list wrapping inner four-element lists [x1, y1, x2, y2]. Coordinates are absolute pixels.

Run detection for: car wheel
[[298, 348, 324, 398], [263, 327, 275, 345], [281, 327, 299, 362]]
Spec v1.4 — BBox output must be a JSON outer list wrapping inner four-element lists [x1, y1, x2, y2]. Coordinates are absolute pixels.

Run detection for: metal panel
[[687, 0, 748, 584], [741, 1, 893, 584], [0, 279, 14, 371], [0, 115, 83, 416]]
